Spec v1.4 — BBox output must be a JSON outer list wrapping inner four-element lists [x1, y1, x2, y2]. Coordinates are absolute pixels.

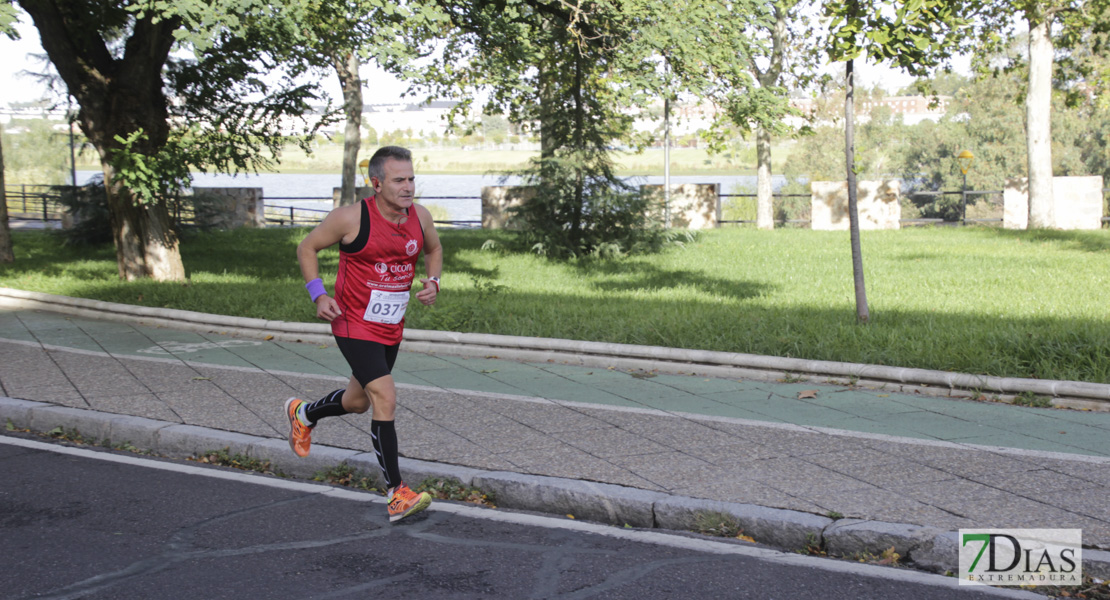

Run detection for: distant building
[[359, 100, 460, 138], [788, 95, 951, 127]]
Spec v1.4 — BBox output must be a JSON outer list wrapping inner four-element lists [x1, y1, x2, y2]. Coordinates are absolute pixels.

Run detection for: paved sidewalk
[[2, 303, 1110, 576]]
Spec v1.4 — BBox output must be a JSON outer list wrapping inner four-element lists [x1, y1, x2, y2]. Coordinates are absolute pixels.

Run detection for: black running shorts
[[334, 336, 400, 388]]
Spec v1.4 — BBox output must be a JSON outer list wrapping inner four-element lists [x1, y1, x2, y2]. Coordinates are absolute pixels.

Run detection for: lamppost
[[957, 149, 974, 223]]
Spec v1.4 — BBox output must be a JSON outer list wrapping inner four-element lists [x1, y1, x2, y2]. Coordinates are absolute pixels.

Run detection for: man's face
[[372, 158, 415, 210]]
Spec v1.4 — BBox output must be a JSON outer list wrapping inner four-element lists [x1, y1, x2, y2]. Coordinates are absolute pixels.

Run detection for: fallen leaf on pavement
[[798, 390, 818, 399]]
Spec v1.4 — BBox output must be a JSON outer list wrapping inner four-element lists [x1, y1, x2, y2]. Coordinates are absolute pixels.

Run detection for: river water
[[75, 171, 781, 222]]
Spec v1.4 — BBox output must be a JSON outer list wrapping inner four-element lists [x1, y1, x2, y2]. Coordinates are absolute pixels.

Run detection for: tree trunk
[[0, 127, 13, 263], [334, 51, 363, 208], [570, 51, 585, 241], [754, 3, 786, 231], [755, 124, 774, 229], [102, 162, 184, 281], [845, 59, 869, 323], [1026, 15, 1055, 229]]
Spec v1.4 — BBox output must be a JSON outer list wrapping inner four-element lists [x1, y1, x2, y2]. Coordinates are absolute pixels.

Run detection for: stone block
[[192, 187, 266, 229], [247, 438, 361, 480], [0, 397, 41, 430], [399, 456, 484, 488], [28, 405, 113, 441], [155, 424, 259, 458], [1086, 548, 1110, 580], [481, 186, 534, 229], [810, 180, 902, 230], [824, 519, 945, 558], [472, 471, 665, 527], [653, 495, 832, 551], [641, 184, 719, 229], [1003, 176, 1104, 230], [908, 530, 959, 573], [106, 414, 173, 450]]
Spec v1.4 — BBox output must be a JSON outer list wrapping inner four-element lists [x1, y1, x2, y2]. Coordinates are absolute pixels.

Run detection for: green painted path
[[4, 308, 1107, 458]]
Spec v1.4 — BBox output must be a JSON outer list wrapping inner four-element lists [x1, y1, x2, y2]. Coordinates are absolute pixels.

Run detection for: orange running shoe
[[388, 484, 432, 522], [284, 397, 312, 457]]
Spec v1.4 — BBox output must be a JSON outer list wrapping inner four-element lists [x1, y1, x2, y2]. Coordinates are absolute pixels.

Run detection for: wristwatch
[[429, 276, 440, 292]]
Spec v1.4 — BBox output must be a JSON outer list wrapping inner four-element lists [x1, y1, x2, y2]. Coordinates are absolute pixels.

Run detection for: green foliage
[[404, 0, 764, 258], [0, 2, 17, 38], [19, 0, 339, 208], [1013, 391, 1054, 408], [825, 0, 973, 74], [108, 130, 191, 205]]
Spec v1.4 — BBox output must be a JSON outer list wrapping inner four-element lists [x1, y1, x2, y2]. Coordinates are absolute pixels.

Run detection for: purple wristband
[[305, 278, 327, 302]]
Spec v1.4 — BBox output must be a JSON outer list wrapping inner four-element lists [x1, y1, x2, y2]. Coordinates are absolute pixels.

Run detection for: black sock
[[305, 389, 347, 426], [371, 419, 402, 491]]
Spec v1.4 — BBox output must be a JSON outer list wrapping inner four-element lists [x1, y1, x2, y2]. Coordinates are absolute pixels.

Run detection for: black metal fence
[[4, 184, 67, 223], [2, 186, 483, 229]]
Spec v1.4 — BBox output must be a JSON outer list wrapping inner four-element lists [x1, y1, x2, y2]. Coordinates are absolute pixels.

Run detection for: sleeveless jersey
[[331, 196, 425, 344]]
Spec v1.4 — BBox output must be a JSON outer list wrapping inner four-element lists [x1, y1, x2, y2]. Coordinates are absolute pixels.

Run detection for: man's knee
[[342, 387, 372, 414], [364, 381, 397, 418], [346, 399, 371, 414]]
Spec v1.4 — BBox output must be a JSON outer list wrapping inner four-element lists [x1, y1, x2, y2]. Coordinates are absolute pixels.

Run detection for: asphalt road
[[0, 433, 1040, 600]]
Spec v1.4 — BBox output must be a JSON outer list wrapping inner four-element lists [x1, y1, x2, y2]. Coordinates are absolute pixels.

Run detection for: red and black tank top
[[331, 196, 425, 344]]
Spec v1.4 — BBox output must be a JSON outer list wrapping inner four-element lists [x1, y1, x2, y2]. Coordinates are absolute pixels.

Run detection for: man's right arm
[[297, 206, 356, 322]]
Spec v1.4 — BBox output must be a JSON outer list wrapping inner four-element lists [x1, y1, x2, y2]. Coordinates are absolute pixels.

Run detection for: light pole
[[957, 149, 974, 223]]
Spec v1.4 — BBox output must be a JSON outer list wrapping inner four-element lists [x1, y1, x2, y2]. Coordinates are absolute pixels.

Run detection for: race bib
[[363, 290, 410, 325]]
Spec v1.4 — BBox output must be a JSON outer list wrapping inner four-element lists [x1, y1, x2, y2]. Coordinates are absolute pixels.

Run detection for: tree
[[0, 3, 17, 264], [411, 0, 760, 256], [973, 0, 1110, 228], [825, 0, 974, 322], [296, 0, 414, 207], [12, 0, 330, 280], [722, 0, 823, 230]]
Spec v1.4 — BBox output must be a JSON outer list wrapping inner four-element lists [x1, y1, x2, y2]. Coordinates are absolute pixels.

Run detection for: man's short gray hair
[[367, 146, 413, 182]]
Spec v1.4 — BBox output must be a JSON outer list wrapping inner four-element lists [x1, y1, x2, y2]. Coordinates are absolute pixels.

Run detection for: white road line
[[0, 434, 1041, 599]]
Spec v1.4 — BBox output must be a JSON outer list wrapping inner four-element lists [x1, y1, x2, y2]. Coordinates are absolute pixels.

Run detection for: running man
[[286, 145, 442, 522]]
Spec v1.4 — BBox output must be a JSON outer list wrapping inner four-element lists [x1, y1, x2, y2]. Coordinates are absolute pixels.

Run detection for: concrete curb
[[6, 396, 1110, 579], [3, 287, 1109, 409]]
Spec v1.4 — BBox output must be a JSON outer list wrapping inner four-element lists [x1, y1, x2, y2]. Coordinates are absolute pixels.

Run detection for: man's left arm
[[415, 204, 442, 306]]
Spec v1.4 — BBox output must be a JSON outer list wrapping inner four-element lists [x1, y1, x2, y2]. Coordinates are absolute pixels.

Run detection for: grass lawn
[[3, 226, 1109, 383]]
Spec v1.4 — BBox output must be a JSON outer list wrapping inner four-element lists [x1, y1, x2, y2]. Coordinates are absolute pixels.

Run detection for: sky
[[0, 18, 412, 110], [1, 15, 931, 111]]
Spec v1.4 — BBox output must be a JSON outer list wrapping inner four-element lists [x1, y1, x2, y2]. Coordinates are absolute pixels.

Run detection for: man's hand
[[315, 295, 343, 321], [416, 278, 438, 306]]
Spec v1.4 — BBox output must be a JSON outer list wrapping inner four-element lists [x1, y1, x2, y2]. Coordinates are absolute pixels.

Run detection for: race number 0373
[[363, 290, 410, 325]]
